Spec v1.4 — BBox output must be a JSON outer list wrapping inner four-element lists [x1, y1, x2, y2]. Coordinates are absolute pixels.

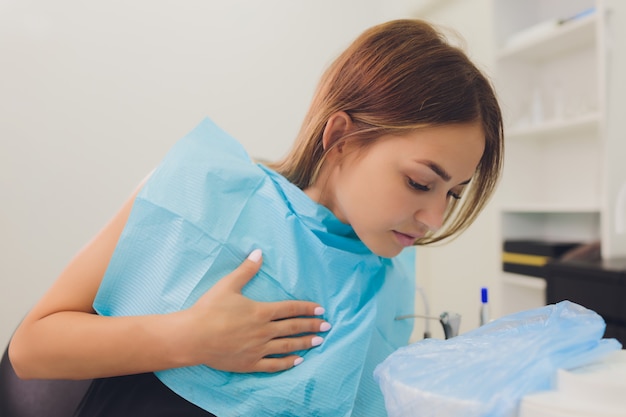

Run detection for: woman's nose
[[414, 195, 448, 233]]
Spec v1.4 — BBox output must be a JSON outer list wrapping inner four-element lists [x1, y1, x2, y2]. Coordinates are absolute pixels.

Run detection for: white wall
[[0, 0, 499, 349]]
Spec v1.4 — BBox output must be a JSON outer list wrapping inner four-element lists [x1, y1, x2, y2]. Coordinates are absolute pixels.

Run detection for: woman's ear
[[322, 111, 353, 152]]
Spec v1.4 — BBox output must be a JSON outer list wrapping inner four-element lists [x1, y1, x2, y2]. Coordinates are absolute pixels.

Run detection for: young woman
[[8, 19, 503, 416]]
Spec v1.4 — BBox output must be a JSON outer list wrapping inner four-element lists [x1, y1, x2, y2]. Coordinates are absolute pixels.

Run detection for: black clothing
[[73, 372, 217, 417]]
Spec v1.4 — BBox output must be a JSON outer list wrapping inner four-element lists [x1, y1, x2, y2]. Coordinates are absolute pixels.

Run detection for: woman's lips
[[393, 231, 417, 247]]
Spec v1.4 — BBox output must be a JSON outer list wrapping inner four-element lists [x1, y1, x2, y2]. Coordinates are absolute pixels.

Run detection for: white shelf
[[500, 204, 601, 213], [496, 2, 604, 247], [507, 112, 600, 140], [494, 0, 626, 309], [498, 11, 597, 61], [502, 272, 547, 291]]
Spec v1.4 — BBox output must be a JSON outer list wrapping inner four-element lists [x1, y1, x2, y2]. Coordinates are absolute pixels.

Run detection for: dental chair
[[0, 346, 92, 417]]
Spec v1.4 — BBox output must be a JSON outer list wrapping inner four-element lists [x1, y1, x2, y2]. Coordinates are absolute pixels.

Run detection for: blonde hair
[[268, 19, 504, 245]]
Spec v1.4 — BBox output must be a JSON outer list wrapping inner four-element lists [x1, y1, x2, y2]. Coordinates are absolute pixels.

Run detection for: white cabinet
[[493, 0, 626, 314]]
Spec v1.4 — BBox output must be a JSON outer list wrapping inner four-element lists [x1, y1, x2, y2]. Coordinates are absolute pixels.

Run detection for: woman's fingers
[[266, 334, 326, 355], [252, 355, 305, 373], [268, 300, 326, 321], [214, 249, 264, 293], [249, 334, 327, 373], [266, 316, 332, 340]]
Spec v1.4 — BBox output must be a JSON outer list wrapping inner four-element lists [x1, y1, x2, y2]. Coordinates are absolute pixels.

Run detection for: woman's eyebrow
[[416, 159, 473, 185], [415, 160, 451, 182]]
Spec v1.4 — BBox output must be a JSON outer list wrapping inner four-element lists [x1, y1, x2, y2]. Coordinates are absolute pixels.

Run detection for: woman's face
[[308, 122, 485, 258]]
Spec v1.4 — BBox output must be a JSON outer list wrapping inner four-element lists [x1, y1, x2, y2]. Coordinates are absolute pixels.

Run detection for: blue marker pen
[[480, 287, 490, 326]]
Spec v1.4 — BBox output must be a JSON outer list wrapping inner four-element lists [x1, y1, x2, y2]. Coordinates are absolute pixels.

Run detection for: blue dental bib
[[94, 118, 414, 416]]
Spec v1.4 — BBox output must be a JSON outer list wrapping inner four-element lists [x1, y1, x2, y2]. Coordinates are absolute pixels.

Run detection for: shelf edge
[[502, 273, 547, 290]]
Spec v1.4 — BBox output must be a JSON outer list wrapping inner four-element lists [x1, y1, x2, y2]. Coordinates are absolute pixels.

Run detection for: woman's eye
[[447, 190, 462, 200], [407, 177, 430, 192]]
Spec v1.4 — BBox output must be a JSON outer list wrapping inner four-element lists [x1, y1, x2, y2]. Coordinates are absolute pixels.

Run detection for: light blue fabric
[[93, 117, 415, 417], [374, 301, 622, 417]]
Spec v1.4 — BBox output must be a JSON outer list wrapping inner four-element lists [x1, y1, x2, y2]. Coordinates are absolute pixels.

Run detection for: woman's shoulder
[[166, 117, 251, 168], [136, 118, 264, 219]]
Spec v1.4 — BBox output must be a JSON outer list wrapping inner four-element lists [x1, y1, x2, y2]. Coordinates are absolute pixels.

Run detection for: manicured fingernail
[[314, 307, 325, 316], [311, 336, 324, 347], [247, 249, 262, 263], [320, 322, 331, 332], [294, 357, 304, 366]]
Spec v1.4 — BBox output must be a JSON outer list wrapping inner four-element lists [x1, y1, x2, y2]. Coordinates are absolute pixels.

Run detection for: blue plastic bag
[[373, 301, 622, 417]]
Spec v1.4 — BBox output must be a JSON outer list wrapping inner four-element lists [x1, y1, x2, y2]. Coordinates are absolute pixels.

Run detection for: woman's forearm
[[9, 309, 190, 380]]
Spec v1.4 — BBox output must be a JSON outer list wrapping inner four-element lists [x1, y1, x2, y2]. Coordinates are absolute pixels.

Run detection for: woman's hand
[[177, 249, 331, 373]]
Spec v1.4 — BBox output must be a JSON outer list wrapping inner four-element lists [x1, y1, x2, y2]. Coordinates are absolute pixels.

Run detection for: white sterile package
[[373, 301, 622, 417], [520, 349, 626, 417]]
